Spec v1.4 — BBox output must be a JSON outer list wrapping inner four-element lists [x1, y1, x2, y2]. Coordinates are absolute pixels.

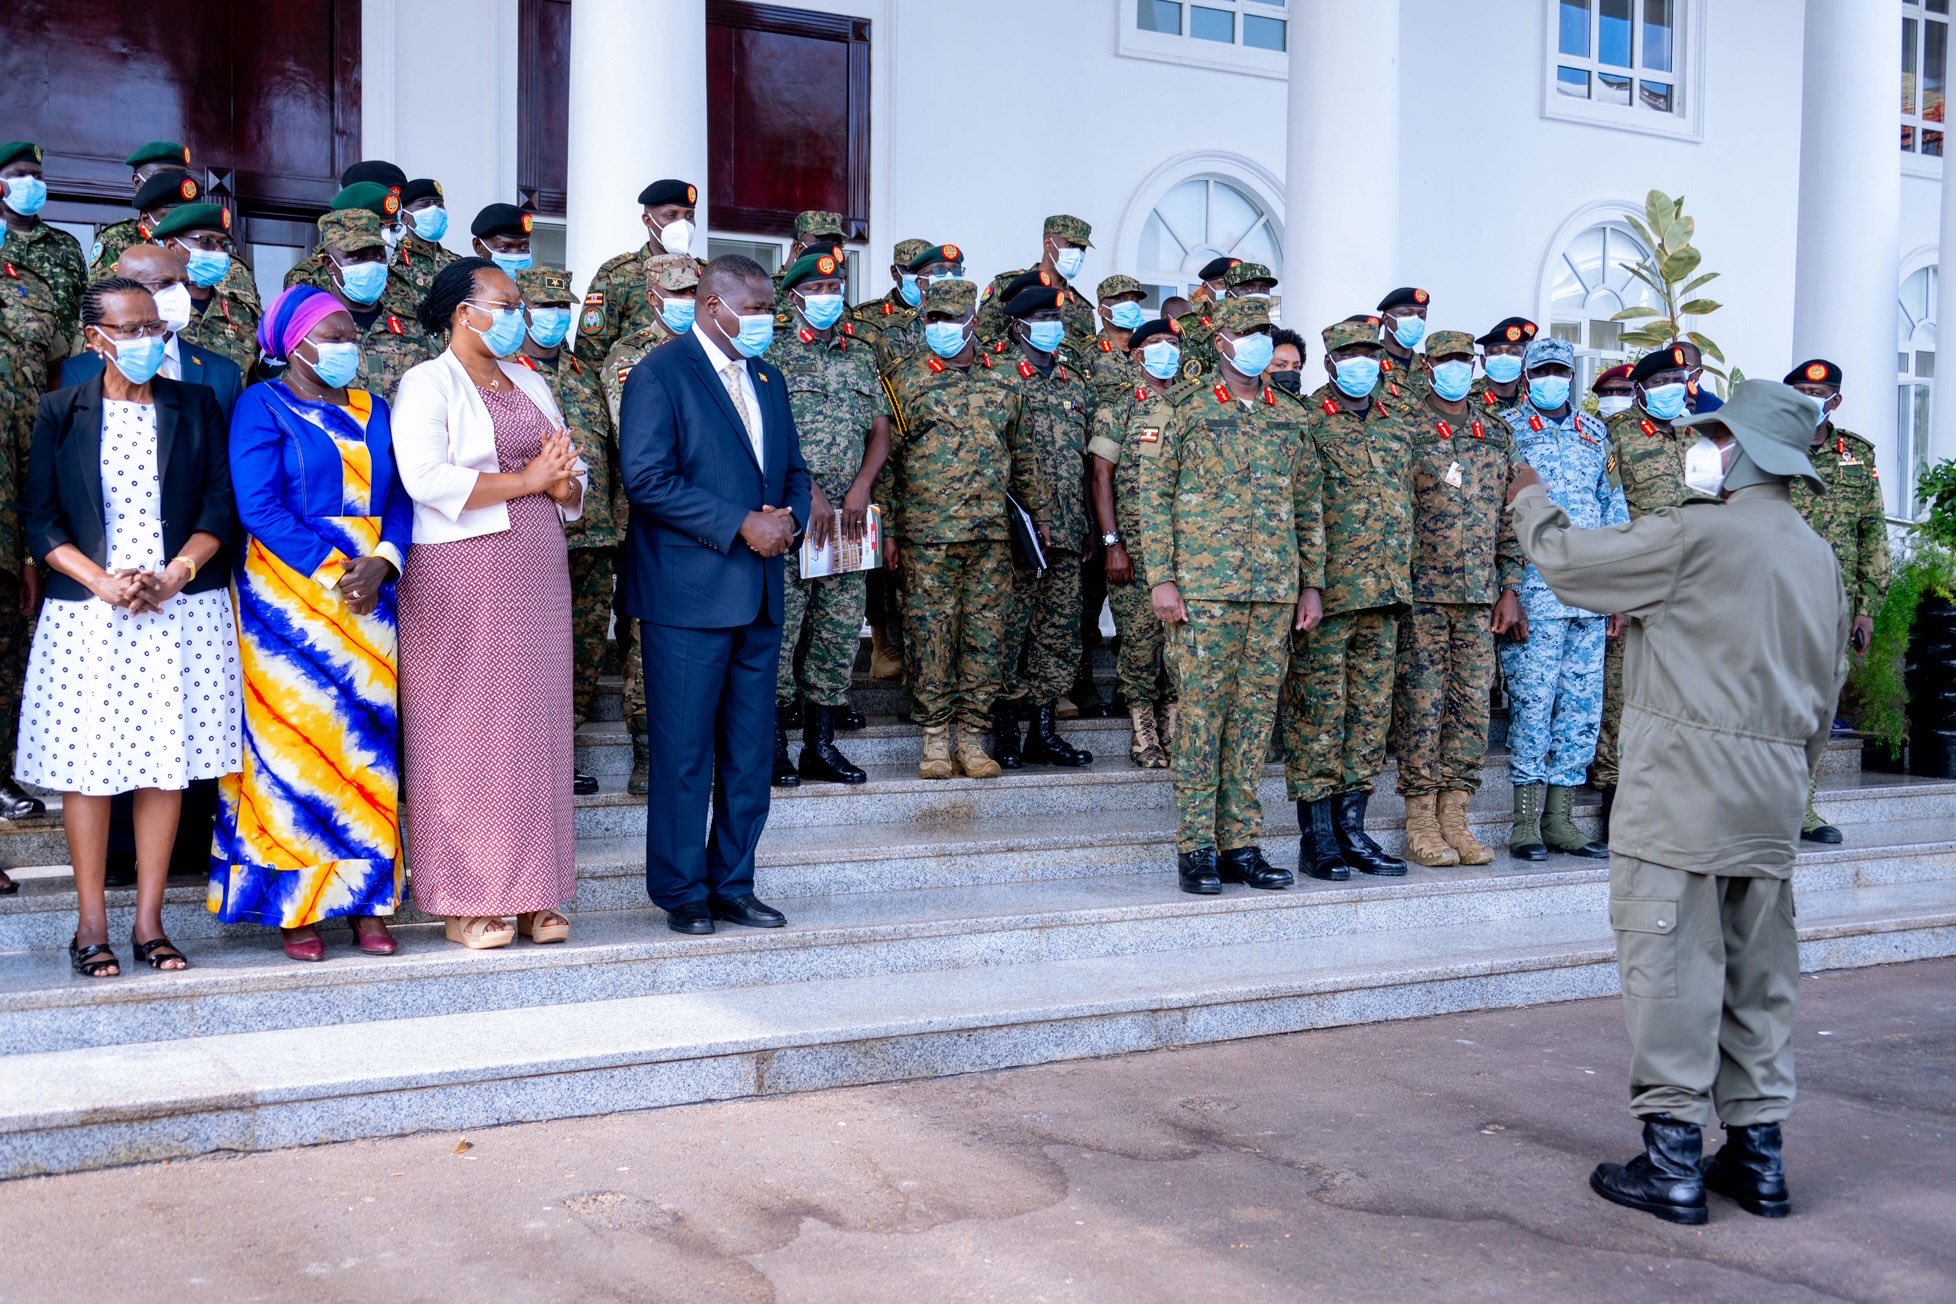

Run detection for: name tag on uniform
[[1840, 455, 1861, 466], [1138, 427, 1162, 457], [1444, 461, 1463, 488]]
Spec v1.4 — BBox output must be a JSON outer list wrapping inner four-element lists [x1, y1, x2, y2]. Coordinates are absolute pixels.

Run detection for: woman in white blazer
[[390, 257, 589, 950]]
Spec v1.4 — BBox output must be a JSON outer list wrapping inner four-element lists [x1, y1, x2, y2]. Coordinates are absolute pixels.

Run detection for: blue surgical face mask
[[182, 247, 231, 289], [659, 295, 696, 334], [335, 256, 389, 306], [1527, 375, 1572, 411], [407, 205, 449, 242], [527, 306, 573, 349], [1023, 319, 1065, 354], [1223, 331, 1274, 378], [1642, 381, 1688, 421], [925, 319, 969, 358], [1483, 353, 1524, 384], [798, 292, 846, 331], [304, 339, 363, 390], [1142, 341, 1181, 381], [490, 249, 533, 277], [99, 331, 166, 384], [467, 301, 528, 357], [899, 273, 921, 307], [1108, 301, 1146, 331], [1390, 313, 1427, 349], [1430, 359, 1474, 402], [1334, 355, 1382, 399], [1052, 244, 1085, 280], [730, 310, 774, 359], [3, 175, 48, 217]]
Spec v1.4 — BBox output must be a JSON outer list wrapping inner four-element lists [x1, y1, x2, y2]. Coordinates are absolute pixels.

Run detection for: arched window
[[1135, 176, 1282, 308], [1546, 219, 1662, 392], [1899, 264, 1937, 507]]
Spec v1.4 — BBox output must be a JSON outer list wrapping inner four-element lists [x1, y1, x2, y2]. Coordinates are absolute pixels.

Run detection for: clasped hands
[[740, 505, 799, 558], [90, 561, 192, 614], [522, 430, 584, 508]]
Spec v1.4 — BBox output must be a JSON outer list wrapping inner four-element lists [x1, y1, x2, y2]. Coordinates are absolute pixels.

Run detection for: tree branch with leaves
[[1611, 189, 1730, 383]]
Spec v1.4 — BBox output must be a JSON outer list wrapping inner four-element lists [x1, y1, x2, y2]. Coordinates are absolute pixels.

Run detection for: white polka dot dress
[[15, 399, 243, 796]]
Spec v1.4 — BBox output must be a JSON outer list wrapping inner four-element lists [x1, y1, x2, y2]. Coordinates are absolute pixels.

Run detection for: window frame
[[1898, 260, 1938, 510], [1541, 0, 1706, 143], [1539, 203, 1664, 395], [1118, 0, 1289, 80], [1903, 0, 1950, 172]]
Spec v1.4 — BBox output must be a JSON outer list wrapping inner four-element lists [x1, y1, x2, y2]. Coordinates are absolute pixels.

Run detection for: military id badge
[[1444, 461, 1463, 488]]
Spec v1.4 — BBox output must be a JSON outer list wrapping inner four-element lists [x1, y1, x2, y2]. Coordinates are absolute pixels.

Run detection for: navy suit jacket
[[618, 329, 811, 629], [60, 340, 244, 420]]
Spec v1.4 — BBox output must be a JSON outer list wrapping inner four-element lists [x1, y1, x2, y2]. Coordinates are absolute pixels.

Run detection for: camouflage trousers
[[777, 550, 866, 709], [1592, 633, 1624, 786], [623, 626, 646, 730], [898, 539, 1011, 731], [0, 572, 24, 764], [568, 546, 616, 726], [1282, 607, 1399, 802], [1392, 602, 1495, 797], [1499, 615, 1606, 789], [1002, 548, 1083, 706], [1167, 600, 1290, 853], [1108, 569, 1176, 708]]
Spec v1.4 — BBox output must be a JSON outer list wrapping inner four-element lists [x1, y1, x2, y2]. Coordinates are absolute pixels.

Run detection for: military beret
[[1784, 358, 1843, 387], [0, 142, 42, 169], [1127, 319, 1178, 353], [472, 203, 534, 240], [780, 250, 847, 293], [924, 279, 978, 316], [1377, 286, 1431, 312], [317, 207, 385, 253], [1211, 298, 1271, 335], [340, 160, 407, 192], [1424, 330, 1477, 360], [126, 141, 190, 169], [793, 210, 846, 241], [135, 170, 201, 212], [1044, 213, 1093, 247], [1322, 317, 1385, 353], [1224, 262, 1278, 289], [907, 243, 962, 271], [1097, 274, 1144, 301], [517, 266, 576, 306], [1477, 316, 1538, 347], [400, 177, 445, 207], [149, 203, 231, 241], [1522, 337, 1575, 371], [331, 182, 401, 218], [892, 238, 933, 268], [1004, 268, 1057, 301], [1629, 344, 1691, 384], [638, 178, 699, 207], [1006, 286, 1070, 318], [1197, 256, 1241, 283], [1591, 364, 1634, 392], [642, 252, 699, 292]]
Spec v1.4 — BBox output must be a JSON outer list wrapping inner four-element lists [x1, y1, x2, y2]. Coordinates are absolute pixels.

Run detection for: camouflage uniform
[[999, 346, 1088, 711], [92, 216, 265, 365], [5, 218, 86, 345], [1469, 376, 1526, 421], [1178, 263, 1277, 378], [1791, 424, 1888, 622], [1087, 374, 1187, 707], [310, 208, 437, 404], [0, 259, 61, 766], [577, 243, 704, 368], [848, 237, 931, 370], [977, 214, 1099, 351], [1139, 301, 1323, 852]]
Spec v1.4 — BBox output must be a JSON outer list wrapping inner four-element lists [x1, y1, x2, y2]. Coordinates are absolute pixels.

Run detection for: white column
[[1283, 0, 1400, 340], [564, 0, 709, 297], [1931, 156, 1956, 477], [1792, 0, 1902, 510]]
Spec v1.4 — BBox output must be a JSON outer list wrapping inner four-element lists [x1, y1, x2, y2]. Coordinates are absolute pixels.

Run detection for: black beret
[[1629, 344, 1693, 384], [1003, 268, 1056, 301], [638, 178, 698, 207], [1377, 286, 1430, 312], [1006, 286, 1069, 318], [340, 160, 407, 192], [135, 169, 201, 212], [471, 203, 534, 240], [1127, 319, 1178, 352], [400, 177, 445, 207], [1784, 358, 1843, 387], [1476, 316, 1538, 347], [906, 242, 962, 271], [1197, 256, 1241, 282]]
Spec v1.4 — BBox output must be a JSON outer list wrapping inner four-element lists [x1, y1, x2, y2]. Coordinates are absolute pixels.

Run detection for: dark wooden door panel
[[518, 0, 570, 215]]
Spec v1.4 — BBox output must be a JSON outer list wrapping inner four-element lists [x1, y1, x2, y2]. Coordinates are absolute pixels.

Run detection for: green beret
[[1322, 317, 1384, 352], [780, 250, 847, 293], [517, 266, 576, 306], [318, 207, 385, 253], [907, 243, 963, 271], [149, 203, 230, 241], [0, 142, 42, 169], [135, 170, 201, 213], [924, 279, 978, 316], [1224, 262, 1277, 289], [1424, 329, 1477, 360], [332, 182, 401, 218], [892, 238, 932, 268], [1210, 299, 1270, 334], [1043, 213, 1093, 247], [794, 210, 847, 240], [1097, 274, 1144, 301], [642, 252, 699, 291], [126, 141, 191, 169]]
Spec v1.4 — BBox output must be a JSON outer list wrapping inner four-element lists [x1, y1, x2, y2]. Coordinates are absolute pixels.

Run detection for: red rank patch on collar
[[1528, 413, 1545, 432], [386, 315, 405, 336], [1640, 418, 1658, 437], [1471, 419, 1485, 440], [798, 327, 816, 344], [1018, 359, 1036, 379], [927, 355, 946, 373]]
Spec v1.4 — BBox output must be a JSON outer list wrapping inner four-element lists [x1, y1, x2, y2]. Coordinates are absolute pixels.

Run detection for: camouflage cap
[[331, 181, 401, 219], [924, 278, 978, 316], [517, 266, 576, 306], [1210, 298, 1271, 335], [892, 238, 933, 268], [317, 206, 385, 254], [642, 252, 700, 292], [149, 203, 231, 241], [1097, 274, 1144, 301], [1523, 336, 1576, 372], [1322, 316, 1384, 352], [1224, 262, 1278, 289], [1043, 214, 1093, 247], [795, 210, 847, 240], [1424, 329, 1477, 360]]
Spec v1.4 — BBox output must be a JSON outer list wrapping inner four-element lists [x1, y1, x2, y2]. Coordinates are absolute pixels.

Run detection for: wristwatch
[[1100, 531, 1122, 548]]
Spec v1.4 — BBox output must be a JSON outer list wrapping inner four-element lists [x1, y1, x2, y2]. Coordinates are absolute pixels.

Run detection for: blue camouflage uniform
[[1500, 343, 1629, 788]]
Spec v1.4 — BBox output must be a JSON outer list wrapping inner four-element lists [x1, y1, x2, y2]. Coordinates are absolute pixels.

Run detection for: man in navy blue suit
[[619, 255, 812, 935], [59, 243, 244, 417]]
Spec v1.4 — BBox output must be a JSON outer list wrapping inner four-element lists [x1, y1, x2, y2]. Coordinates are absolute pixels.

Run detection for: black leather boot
[[777, 699, 801, 736], [838, 702, 867, 731], [1701, 1122, 1790, 1217], [1022, 703, 1093, 767], [798, 703, 867, 784], [1589, 1115, 1709, 1225], [0, 778, 45, 821], [1296, 799, 1350, 881], [771, 717, 800, 787], [573, 770, 599, 795], [1178, 847, 1222, 895], [1219, 845, 1293, 890], [1599, 782, 1617, 842], [1332, 791, 1404, 875], [1068, 673, 1106, 719], [989, 699, 1023, 770]]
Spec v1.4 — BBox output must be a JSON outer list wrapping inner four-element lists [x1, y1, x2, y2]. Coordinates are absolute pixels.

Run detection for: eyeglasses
[[93, 320, 170, 340], [464, 298, 523, 314], [170, 233, 232, 253]]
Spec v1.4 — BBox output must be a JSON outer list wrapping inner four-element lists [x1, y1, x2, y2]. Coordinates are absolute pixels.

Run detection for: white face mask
[[1597, 394, 1635, 419], [655, 217, 696, 256], [150, 282, 193, 335], [1683, 437, 1729, 496]]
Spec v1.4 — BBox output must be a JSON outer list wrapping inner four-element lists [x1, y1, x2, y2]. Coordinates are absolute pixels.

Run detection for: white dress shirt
[[692, 323, 765, 472], [160, 333, 183, 381]]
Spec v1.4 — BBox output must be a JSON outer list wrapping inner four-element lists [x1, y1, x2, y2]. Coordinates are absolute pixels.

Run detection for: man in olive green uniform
[[849, 237, 932, 367], [1376, 286, 1432, 400], [873, 244, 964, 378], [883, 278, 1024, 779], [1284, 316, 1413, 880], [516, 266, 618, 796], [773, 211, 847, 309], [1512, 380, 1849, 1226], [393, 177, 457, 306], [771, 251, 893, 786], [313, 208, 438, 402], [602, 252, 698, 795], [1471, 316, 1538, 418], [576, 178, 700, 366], [1180, 261, 1278, 379], [1390, 330, 1525, 868], [1141, 297, 1322, 895], [286, 184, 415, 315], [86, 141, 196, 274], [977, 214, 1098, 350], [1786, 358, 1889, 844], [146, 202, 262, 373], [0, 142, 87, 343], [0, 256, 61, 825]]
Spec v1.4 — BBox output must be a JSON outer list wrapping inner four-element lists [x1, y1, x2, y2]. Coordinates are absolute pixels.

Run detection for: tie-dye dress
[[208, 383, 414, 927]]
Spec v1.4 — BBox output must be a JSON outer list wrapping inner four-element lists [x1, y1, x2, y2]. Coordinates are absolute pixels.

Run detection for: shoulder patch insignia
[[1018, 359, 1035, 379], [582, 307, 604, 332], [90, 240, 103, 263], [584, 291, 606, 307], [1181, 358, 1201, 380]]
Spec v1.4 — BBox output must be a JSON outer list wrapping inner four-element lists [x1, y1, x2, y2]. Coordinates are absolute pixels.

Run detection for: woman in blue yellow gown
[[208, 286, 413, 961]]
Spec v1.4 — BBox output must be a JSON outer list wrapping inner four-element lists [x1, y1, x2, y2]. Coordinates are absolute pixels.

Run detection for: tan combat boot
[[954, 726, 1001, 778], [919, 724, 954, 779], [870, 626, 903, 680], [1403, 793, 1460, 867], [1438, 789, 1496, 865], [1128, 705, 1167, 768]]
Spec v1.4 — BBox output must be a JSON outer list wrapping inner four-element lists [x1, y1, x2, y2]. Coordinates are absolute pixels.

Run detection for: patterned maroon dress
[[398, 385, 577, 916]]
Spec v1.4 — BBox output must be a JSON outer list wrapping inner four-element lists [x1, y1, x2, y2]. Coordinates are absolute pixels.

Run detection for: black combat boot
[[777, 699, 801, 737], [989, 699, 1023, 770], [1022, 703, 1093, 767], [1219, 845, 1293, 890], [1296, 799, 1350, 881], [1701, 1122, 1791, 1217], [1589, 1115, 1709, 1225], [1178, 847, 1222, 895], [573, 770, 599, 795], [838, 701, 867, 731], [798, 703, 867, 784], [1598, 782, 1617, 841], [1332, 791, 1404, 875], [0, 778, 45, 821], [771, 714, 800, 788]]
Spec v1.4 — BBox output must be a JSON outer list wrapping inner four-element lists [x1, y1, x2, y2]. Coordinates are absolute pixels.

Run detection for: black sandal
[[130, 932, 191, 971], [69, 936, 120, 978]]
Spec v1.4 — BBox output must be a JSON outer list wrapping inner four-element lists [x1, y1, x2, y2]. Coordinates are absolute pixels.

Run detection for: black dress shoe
[[1021, 704, 1093, 767], [1589, 1115, 1709, 1225], [771, 718, 801, 788], [666, 903, 715, 935], [1296, 798, 1351, 881], [0, 779, 44, 822], [710, 893, 787, 928], [1178, 847, 1222, 895], [989, 699, 1023, 770], [1701, 1122, 1791, 1217], [798, 703, 867, 784], [1800, 823, 1843, 845], [1332, 791, 1405, 876], [1219, 846, 1292, 890], [573, 771, 599, 795]]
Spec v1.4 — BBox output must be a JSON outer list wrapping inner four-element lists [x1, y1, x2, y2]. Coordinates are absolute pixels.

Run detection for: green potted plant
[[1855, 458, 1956, 773]]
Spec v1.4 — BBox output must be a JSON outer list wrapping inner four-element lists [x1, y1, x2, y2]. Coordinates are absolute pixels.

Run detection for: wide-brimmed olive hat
[[1674, 380, 1825, 494]]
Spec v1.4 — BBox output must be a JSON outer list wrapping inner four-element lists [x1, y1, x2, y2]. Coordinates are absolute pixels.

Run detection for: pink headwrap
[[258, 285, 347, 363]]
